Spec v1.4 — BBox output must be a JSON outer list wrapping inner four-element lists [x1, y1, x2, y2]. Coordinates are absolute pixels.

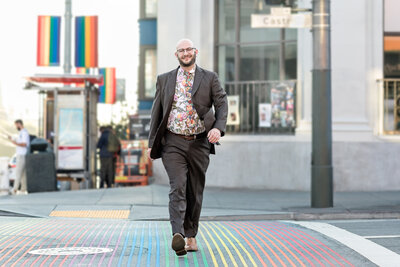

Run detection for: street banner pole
[[64, 0, 72, 74], [311, 0, 333, 207]]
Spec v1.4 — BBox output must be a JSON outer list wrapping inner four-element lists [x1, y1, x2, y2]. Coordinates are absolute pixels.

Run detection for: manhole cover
[[29, 247, 113, 256]]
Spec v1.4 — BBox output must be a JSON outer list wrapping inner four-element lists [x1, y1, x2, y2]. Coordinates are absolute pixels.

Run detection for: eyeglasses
[[176, 47, 196, 54]]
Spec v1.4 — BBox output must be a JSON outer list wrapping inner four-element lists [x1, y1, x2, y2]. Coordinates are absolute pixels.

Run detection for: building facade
[[139, 0, 400, 191]]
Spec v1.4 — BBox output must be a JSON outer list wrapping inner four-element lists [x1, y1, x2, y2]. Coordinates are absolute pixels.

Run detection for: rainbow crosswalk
[[0, 218, 360, 266]]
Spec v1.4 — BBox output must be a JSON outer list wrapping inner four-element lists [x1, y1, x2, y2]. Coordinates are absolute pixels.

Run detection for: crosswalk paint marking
[[291, 221, 400, 267], [363, 235, 400, 239]]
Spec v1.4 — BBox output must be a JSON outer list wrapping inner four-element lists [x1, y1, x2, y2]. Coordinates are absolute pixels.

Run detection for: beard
[[178, 53, 196, 67]]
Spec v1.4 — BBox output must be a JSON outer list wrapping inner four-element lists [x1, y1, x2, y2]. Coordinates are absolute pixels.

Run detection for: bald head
[[176, 39, 194, 50]]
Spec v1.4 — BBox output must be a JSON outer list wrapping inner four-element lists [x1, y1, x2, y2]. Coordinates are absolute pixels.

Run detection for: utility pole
[[311, 0, 333, 207], [64, 0, 72, 74]]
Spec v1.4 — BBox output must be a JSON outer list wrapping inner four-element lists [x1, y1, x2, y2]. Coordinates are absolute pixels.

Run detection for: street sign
[[251, 12, 312, 28]]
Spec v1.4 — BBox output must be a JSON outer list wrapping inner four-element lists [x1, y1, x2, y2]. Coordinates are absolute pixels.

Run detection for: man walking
[[8, 119, 30, 195], [148, 39, 228, 256]]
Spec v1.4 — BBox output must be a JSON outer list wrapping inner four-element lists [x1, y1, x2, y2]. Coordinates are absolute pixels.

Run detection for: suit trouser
[[162, 131, 210, 238], [100, 157, 114, 188], [13, 155, 27, 192]]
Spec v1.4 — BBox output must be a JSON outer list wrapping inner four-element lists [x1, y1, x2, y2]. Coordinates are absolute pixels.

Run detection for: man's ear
[[174, 52, 178, 58]]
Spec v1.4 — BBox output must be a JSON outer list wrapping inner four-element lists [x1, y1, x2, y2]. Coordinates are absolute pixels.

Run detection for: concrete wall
[[157, 0, 214, 74], [385, 0, 400, 32], [152, 135, 400, 191]]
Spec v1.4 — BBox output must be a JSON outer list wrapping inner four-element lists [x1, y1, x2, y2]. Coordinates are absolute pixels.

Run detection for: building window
[[144, 48, 157, 98], [384, 34, 400, 78], [216, 0, 297, 82], [382, 0, 400, 134], [141, 0, 157, 19], [216, 0, 297, 134]]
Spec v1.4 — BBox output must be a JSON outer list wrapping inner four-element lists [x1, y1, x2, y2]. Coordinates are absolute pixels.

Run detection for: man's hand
[[147, 148, 153, 161], [207, 128, 221, 144], [7, 135, 16, 145]]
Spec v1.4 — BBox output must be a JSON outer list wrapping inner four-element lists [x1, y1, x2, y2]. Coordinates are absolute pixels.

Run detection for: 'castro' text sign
[[251, 13, 312, 29]]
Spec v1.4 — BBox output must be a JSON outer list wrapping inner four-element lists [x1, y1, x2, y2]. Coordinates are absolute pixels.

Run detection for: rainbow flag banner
[[75, 16, 98, 67], [75, 67, 90, 87], [76, 67, 90, 74], [37, 16, 61, 66], [99, 68, 116, 104]]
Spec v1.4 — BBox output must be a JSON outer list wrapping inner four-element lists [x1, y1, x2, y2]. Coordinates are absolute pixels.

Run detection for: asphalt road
[[0, 216, 399, 266], [329, 219, 400, 255]]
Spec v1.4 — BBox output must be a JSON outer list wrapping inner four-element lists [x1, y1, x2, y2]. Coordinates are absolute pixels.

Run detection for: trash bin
[[0, 157, 9, 196], [25, 138, 57, 193]]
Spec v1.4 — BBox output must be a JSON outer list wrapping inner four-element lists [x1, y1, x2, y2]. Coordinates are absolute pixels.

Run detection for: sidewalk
[[0, 184, 399, 220]]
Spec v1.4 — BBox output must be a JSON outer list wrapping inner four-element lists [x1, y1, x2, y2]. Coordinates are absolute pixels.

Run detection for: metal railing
[[224, 80, 296, 134], [382, 79, 400, 134]]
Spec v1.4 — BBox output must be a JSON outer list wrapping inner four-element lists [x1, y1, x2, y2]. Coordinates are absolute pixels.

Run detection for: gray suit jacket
[[148, 65, 228, 159]]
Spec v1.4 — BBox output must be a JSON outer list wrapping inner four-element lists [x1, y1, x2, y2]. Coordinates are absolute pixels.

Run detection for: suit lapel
[[164, 67, 178, 116], [191, 65, 203, 97]]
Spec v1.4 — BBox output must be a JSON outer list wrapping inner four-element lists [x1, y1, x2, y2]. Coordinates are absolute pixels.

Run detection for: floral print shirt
[[167, 66, 206, 135]]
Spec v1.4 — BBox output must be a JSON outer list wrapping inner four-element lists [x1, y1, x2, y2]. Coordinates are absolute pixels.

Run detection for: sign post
[[251, 3, 333, 207], [311, 0, 333, 208]]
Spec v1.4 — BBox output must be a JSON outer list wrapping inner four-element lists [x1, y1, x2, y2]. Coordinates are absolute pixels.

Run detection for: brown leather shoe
[[185, 237, 198, 252], [171, 233, 187, 256]]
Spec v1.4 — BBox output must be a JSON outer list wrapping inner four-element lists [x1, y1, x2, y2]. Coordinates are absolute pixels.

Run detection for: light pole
[[311, 0, 333, 207], [63, 0, 72, 74]]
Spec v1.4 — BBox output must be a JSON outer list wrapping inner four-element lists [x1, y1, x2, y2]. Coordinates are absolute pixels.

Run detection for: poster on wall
[[270, 82, 295, 128], [227, 95, 240, 125], [259, 103, 271, 127], [58, 108, 84, 170]]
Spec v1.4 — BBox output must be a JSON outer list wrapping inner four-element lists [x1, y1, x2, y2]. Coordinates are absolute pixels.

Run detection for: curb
[[140, 212, 400, 221]]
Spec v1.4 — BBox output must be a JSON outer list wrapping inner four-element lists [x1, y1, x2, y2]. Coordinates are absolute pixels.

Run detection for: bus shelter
[[24, 74, 102, 189]]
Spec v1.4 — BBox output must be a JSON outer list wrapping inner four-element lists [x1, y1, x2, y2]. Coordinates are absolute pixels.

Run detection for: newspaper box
[[115, 140, 151, 186]]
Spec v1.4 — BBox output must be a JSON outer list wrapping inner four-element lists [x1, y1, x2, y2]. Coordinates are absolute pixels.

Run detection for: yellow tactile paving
[[49, 210, 130, 219]]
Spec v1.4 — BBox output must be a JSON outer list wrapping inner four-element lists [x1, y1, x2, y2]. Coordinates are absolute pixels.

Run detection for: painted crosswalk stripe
[[291, 221, 400, 267], [239, 222, 304, 267], [260, 222, 348, 266], [117, 223, 133, 267], [216, 222, 258, 267], [209, 222, 248, 267], [136, 223, 146, 267], [363, 235, 400, 239], [270, 222, 354, 266], [199, 226, 218, 266], [225, 222, 268, 267], [201, 223, 227, 266], [127, 224, 139, 266], [204, 222, 238, 266], [155, 223, 160, 267], [257, 222, 328, 266], [197, 232, 209, 267], [162, 224, 170, 267]]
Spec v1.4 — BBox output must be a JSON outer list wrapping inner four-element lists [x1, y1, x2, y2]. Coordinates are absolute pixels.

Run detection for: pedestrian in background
[[7, 119, 29, 195], [97, 126, 120, 188], [107, 125, 121, 186], [148, 39, 228, 256], [97, 126, 113, 188]]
